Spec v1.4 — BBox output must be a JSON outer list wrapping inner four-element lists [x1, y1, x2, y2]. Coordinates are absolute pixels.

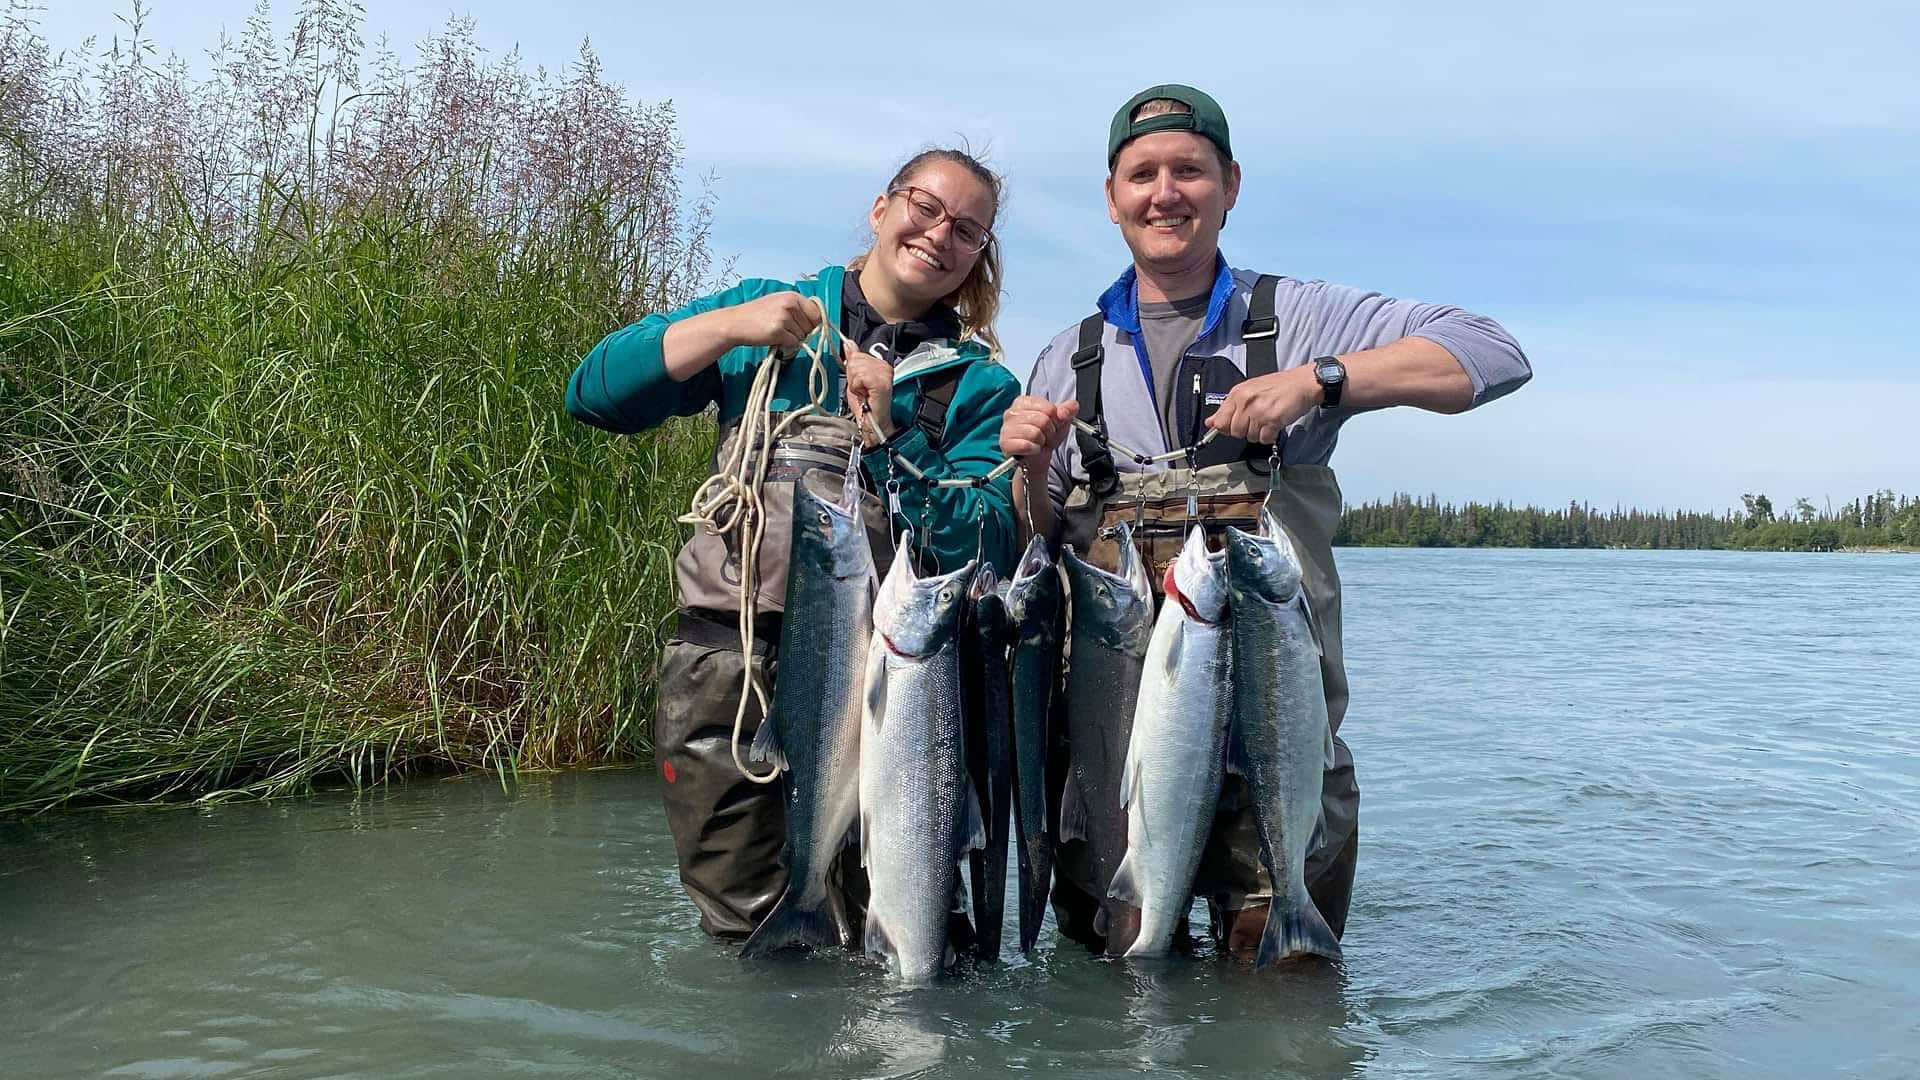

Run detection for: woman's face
[[866, 159, 995, 306]]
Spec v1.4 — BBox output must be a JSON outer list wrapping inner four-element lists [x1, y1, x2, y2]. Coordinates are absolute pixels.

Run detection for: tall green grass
[[0, 2, 717, 812]]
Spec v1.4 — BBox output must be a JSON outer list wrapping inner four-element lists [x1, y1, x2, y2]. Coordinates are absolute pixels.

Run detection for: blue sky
[[38, 1, 1920, 511]]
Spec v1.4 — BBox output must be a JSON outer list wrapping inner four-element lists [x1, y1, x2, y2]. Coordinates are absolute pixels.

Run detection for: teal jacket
[[566, 265, 1019, 575]]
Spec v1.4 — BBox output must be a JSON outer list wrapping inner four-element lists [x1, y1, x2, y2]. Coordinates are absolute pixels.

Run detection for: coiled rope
[[676, 296, 851, 784]]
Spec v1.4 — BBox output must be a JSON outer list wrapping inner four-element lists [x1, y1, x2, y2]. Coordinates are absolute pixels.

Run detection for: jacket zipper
[[1189, 371, 1205, 447]]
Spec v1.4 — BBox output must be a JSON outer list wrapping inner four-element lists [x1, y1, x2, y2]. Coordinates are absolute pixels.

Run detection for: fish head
[[968, 563, 999, 602], [879, 558, 976, 657], [795, 470, 874, 581], [1063, 522, 1154, 645], [1114, 520, 1154, 601], [1002, 534, 1060, 623], [1225, 510, 1304, 606], [874, 528, 917, 626], [1165, 525, 1230, 625]]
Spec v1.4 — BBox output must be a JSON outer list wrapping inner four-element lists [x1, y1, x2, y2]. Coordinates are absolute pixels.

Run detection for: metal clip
[[1263, 444, 1281, 514], [1184, 447, 1200, 526]]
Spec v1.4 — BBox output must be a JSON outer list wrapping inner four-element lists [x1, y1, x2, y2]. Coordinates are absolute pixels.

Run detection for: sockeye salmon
[[962, 567, 1014, 962], [739, 466, 876, 957], [1002, 535, 1063, 954], [1224, 508, 1342, 966]]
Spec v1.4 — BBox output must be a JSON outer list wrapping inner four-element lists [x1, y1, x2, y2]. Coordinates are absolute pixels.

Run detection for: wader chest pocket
[[1174, 355, 1267, 468]]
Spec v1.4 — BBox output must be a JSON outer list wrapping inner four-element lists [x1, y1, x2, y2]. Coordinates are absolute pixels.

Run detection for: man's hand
[[843, 349, 894, 448], [1207, 367, 1322, 445], [1000, 396, 1080, 468], [723, 292, 822, 351]]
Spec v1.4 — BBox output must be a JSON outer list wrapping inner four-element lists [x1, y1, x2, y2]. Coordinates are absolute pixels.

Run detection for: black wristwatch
[[1312, 355, 1347, 408]]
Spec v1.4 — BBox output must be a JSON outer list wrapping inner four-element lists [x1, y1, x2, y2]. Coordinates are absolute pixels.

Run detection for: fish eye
[[938, 588, 953, 603], [816, 510, 830, 525]]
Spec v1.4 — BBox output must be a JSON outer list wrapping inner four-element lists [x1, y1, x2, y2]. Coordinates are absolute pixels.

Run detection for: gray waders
[[655, 412, 892, 939], [1048, 282, 1359, 952]]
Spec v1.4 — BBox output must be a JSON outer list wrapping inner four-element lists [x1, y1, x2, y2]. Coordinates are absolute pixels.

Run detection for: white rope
[[676, 297, 847, 783]]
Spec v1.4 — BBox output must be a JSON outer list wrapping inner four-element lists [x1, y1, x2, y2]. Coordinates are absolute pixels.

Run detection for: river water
[[4, 549, 1918, 1078]]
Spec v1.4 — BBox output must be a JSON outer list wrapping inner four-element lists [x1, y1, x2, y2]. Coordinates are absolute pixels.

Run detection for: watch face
[[1317, 360, 1345, 382]]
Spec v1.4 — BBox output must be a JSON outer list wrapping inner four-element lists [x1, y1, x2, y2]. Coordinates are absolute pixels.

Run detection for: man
[[1000, 84, 1531, 955]]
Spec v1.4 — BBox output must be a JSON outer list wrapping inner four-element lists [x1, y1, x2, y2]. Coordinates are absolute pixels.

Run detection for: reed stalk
[[0, 1, 718, 812]]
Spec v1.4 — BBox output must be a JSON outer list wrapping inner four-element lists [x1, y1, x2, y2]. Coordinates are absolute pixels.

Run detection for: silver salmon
[[1224, 508, 1341, 966], [860, 544, 981, 984], [1061, 521, 1155, 938], [1107, 526, 1232, 957], [739, 467, 876, 957]]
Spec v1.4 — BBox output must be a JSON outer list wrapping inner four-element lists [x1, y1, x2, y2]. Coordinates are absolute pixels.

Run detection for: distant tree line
[[1334, 491, 1920, 551]]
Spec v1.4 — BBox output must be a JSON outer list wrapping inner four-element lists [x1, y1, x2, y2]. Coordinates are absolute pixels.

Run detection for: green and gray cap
[[1107, 84, 1232, 166]]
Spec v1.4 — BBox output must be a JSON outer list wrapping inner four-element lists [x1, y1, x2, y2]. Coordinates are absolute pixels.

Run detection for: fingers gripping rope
[[675, 296, 844, 784]]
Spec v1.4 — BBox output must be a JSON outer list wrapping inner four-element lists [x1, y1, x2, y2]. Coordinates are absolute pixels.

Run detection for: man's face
[[1105, 131, 1241, 277]]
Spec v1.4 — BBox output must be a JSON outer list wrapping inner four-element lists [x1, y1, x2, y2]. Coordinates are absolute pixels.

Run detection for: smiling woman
[[564, 146, 1020, 942]]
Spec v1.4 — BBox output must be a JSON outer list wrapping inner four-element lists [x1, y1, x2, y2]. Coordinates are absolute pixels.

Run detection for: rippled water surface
[[5, 549, 1919, 1078]]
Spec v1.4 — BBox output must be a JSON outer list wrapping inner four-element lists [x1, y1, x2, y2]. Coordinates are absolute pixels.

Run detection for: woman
[[565, 148, 1019, 940]]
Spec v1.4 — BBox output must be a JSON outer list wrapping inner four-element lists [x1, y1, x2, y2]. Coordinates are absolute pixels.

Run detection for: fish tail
[[1016, 838, 1052, 953], [739, 891, 842, 958], [1256, 891, 1342, 967]]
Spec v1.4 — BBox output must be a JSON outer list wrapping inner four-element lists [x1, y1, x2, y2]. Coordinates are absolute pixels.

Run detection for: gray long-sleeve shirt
[[1023, 259, 1532, 510]]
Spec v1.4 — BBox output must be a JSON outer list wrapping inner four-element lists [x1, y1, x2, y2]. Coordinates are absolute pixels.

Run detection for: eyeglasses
[[888, 187, 994, 254]]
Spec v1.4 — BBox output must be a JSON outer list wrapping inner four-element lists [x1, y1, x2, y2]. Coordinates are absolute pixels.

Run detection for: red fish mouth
[[1163, 563, 1216, 626]]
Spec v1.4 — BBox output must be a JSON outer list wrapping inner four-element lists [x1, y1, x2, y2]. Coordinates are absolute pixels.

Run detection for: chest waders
[[1048, 277, 1360, 951], [655, 380, 963, 940]]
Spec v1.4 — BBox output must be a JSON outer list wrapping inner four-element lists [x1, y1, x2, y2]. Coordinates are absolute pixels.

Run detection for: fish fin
[[1308, 813, 1328, 856], [859, 809, 873, 869], [1059, 772, 1090, 843], [864, 912, 895, 965], [746, 718, 786, 773], [1256, 892, 1342, 967], [1103, 850, 1149, 955], [740, 891, 842, 957], [1103, 900, 1145, 958], [965, 785, 987, 851], [1293, 592, 1324, 658], [1161, 621, 1185, 678], [1119, 745, 1147, 847], [1106, 850, 1142, 907], [861, 634, 889, 737]]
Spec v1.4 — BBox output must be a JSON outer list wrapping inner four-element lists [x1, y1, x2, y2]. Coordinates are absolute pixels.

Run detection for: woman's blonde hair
[[853, 147, 1005, 358]]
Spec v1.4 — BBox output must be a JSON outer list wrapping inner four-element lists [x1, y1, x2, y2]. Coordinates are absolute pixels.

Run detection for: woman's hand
[[722, 292, 822, 351], [843, 349, 895, 448]]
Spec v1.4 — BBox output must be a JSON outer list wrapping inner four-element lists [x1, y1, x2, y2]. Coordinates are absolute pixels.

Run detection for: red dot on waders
[[662, 761, 677, 784]]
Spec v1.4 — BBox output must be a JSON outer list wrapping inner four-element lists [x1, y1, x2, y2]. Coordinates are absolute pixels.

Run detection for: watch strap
[[1312, 355, 1346, 408]]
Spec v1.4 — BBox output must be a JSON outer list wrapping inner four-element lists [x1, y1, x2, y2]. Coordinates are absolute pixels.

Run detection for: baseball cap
[[1107, 84, 1232, 167]]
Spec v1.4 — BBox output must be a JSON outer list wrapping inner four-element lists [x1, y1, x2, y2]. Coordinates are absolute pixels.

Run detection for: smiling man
[[1000, 84, 1532, 958]]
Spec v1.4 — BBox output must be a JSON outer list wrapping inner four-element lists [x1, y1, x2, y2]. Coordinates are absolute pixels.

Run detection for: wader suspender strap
[[1242, 274, 1281, 465], [1070, 314, 1119, 497], [912, 364, 965, 443], [1243, 274, 1280, 377]]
